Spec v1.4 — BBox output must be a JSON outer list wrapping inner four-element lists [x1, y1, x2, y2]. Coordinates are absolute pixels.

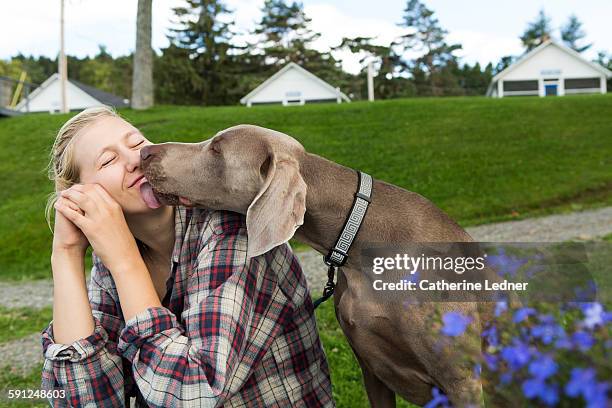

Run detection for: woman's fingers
[[57, 197, 84, 215], [64, 184, 119, 213], [54, 200, 88, 229], [60, 187, 98, 215]]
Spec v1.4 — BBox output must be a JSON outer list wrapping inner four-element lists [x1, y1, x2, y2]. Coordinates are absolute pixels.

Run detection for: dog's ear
[[245, 155, 306, 260]]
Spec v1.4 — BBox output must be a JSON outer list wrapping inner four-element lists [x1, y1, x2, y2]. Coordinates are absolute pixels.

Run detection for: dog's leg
[[354, 353, 396, 408]]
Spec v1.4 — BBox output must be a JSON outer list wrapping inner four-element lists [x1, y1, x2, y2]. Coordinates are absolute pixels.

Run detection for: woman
[[42, 106, 334, 407]]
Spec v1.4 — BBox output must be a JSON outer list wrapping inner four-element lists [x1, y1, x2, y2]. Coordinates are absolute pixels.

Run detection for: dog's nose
[[140, 145, 158, 161]]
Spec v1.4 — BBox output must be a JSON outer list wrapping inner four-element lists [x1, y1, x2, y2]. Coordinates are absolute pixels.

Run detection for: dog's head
[[140, 124, 307, 259]]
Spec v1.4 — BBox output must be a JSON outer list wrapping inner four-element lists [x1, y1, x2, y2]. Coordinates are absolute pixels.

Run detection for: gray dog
[[139, 125, 496, 407]]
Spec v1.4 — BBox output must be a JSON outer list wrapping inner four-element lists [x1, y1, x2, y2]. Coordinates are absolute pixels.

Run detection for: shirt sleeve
[[40, 258, 129, 407], [116, 224, 295, 408]]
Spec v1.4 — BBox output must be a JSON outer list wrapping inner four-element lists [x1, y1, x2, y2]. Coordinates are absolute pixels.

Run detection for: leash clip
[[313, 263, 337, 309]]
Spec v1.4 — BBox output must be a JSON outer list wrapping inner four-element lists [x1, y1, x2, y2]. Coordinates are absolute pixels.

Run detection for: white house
[[15, 73, 129, 113], [240, 62, 350, 107], [487, 40, 612, 98]]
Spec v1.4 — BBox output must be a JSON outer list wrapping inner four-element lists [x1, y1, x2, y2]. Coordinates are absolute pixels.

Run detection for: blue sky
[[1, 0, 610, 74]]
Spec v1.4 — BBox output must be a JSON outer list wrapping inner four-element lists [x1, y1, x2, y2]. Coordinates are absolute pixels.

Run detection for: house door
[[545, 84, 558, 96]]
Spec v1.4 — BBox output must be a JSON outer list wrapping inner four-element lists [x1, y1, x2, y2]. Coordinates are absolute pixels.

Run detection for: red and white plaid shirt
[[41, 206, 334, 407]]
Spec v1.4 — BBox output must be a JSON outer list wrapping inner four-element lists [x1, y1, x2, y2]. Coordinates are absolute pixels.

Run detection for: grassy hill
[[1, 94, 611, 281]]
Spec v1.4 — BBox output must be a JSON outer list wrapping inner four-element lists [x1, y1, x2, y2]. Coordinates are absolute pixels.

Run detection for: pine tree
[[168, 0, 238, 105], [251, 0, 321, 67], [561, 15, 592, 53], [398, 0, 461, 96], [520, 9, 552, 52]]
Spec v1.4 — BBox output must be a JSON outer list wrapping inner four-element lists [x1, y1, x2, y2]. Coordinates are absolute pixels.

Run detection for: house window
[[285, 91, 302, 103], [503, 80, 539, 92], [564, 78, 600, 89]]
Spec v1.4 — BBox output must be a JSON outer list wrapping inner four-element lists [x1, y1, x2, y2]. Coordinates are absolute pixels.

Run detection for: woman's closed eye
[[102, 156, 115, 167]]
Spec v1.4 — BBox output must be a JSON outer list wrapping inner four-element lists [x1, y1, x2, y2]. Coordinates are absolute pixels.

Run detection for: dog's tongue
[[140, 182, 162, 209]]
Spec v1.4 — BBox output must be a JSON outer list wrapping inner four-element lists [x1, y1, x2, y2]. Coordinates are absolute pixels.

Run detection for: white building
[[15, 73, 129, 113], [487, 40, 612, 98], [240, 62, 350, 107]]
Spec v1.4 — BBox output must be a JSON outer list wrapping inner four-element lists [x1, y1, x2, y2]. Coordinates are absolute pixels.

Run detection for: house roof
[[492, 39, 612, 83], [15, 73, 129, 110], [0, 106, 21, 117], [240, 62, 350, 104], [71, 79, 129, 107]]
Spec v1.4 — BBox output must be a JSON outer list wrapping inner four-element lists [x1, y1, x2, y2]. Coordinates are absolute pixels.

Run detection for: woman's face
[[73, 115, 155, 215]]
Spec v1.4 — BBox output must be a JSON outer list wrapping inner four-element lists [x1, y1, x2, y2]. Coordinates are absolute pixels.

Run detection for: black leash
[[313, 170, 373, 309]]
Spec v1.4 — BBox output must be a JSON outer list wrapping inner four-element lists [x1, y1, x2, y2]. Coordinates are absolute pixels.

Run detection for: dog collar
[[313, 170, 373, 309], [324, 170, 373, 266]]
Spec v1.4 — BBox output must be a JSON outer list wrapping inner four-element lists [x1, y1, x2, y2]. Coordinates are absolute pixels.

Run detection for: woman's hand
[[54, 183, 140, 273], [52, 195, 89, 256]]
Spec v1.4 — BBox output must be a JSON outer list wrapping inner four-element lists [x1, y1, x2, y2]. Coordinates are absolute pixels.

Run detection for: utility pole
[[59, 0, 68, 113], [367, 60, 375, 102]]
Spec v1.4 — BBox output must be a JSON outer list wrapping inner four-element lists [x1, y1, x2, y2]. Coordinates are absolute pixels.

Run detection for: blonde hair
[[44, 105, 119, 232]]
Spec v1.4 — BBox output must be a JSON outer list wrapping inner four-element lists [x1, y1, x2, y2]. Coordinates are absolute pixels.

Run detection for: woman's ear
[[245, 155, 306, 260]]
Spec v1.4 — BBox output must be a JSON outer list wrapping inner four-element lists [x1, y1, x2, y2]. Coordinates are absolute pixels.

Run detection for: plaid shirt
[[41, 206, 334, 407]]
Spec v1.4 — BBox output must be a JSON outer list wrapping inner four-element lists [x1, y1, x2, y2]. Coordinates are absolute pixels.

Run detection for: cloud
[[304, 3, 406, 74], [447, 30, 524, 67]]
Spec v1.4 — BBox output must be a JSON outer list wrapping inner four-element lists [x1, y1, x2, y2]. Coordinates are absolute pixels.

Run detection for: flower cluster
[[425, 301, 611, 407]]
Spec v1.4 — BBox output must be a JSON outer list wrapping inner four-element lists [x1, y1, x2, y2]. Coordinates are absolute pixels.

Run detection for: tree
[[251, 0, 321, 68], [520, 9, 552, 52], [561, 15, 591, 53], [494, 55, 516, 75], [132, 0, 154, 109], [169, 0, 239, 105], [398, 0, 461, 95], [333, 37, 410, 99]]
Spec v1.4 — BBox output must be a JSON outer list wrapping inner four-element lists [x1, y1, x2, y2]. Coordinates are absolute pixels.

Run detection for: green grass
[[2, 94, 612, 280], [0, 307, 52, 344], [314, 299, 418, 407], [0, 364, 47, 408]]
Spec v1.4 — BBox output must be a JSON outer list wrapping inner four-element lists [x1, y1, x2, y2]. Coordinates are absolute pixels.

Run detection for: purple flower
[[554, 336, 572, 350], [494, 301, 508, 317], [522, 378, 558, 405], [483, 352, 498, 371], [584, 382, 611, 408], [441, 312, 473, 337], [513, 307, 536, 323], [572, 331, 595, 351], [540, 383, 559, 406], [501, 340, 531, 370], [487, 248, 527, 278], [500, 372, 513, 385], [406, 270, 420, 283], [565, 368, 596, 397], [574, 280, 597, 302], [531, 321, 565, 345], [482, 325, 498, 347], [424, 387, 451, 408], [522, 378, 541, 399], [580, 302, 606, 329], [528, 354, 558, 380]]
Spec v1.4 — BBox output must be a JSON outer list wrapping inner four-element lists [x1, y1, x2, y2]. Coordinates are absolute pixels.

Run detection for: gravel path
[[0, 333, 43, 376], [2, 206, 611, 375]]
